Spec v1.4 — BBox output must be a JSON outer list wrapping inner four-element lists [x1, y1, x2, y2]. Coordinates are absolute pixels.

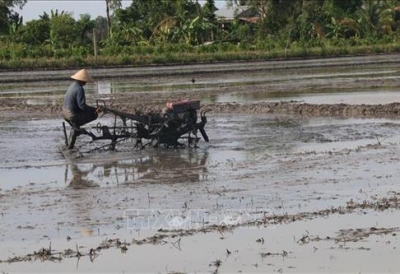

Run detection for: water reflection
[[65, 150, 209, 187], [66, 164, 99, 189], [4, 64, 399, 105], [97, 81, 112, 95], [26, 98, 58, 106], [213, 88, 400, 105], [94, 79, 195, 94]]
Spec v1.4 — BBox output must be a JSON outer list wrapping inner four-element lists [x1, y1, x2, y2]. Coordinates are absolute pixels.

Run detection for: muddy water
[[2, 55, 400, 272], [2, 114, 400, 272], [3, 211, 400, 273], [2, 54, 400, 107], [216, 88, 400, 105]]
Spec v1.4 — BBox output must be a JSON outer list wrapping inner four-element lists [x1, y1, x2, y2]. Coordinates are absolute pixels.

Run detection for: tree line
[[1, 0, 400, 69]]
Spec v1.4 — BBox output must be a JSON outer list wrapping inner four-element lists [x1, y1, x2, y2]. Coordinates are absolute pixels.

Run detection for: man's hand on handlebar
[[96, 106, 104, 115]]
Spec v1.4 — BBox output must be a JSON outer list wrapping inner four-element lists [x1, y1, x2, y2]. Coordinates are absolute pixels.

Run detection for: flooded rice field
[[2, 54, 400, 272]]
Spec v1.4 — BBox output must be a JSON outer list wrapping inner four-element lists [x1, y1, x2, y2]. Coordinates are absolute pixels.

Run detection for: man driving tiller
[[62, 69, 102, 149]]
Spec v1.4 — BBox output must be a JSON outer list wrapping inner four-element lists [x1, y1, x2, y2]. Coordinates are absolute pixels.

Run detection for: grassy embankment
[[0, 40, 399, 70]]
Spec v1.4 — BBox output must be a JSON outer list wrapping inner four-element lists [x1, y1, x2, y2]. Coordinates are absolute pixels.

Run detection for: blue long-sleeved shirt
[[63, 81, 94, 113]]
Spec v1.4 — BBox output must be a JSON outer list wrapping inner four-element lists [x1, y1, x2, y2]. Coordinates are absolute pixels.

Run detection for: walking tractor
[[62, 99, 209, 152]]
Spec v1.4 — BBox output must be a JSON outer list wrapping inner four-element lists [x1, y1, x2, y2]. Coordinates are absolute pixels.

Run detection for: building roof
[[215, 5, 252, 21], [215, 5, 259, 23]]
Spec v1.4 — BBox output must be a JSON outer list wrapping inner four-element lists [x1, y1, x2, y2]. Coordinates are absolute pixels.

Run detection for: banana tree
[[180, 15, 216, 45], [356, 0, 394, 37], [0, 0, 26, 35], [42, 10, 76, 54], [150, 16, 178, 43]]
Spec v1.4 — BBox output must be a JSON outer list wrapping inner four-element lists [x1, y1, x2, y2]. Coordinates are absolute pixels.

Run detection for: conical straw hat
[[71, 69, 93, 82]]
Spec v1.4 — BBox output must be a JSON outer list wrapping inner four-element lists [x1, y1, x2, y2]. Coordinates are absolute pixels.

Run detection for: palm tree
[[356, 0, 394, 37]]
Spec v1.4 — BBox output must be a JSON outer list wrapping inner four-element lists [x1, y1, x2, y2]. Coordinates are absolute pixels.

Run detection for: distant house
[[215, 5, 259, 26]]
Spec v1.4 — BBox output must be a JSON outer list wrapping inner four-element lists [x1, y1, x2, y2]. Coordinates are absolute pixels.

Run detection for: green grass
[[1, 40, 400, 71]]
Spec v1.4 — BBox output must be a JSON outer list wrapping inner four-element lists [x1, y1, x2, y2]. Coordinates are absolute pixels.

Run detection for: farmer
[[62, 69, 102, 149], [62, 68, 101, 128]]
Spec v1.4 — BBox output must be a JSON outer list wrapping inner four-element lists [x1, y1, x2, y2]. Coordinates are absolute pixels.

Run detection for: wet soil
[[2, 54, 400, 272], [2, 53, 400, 121]]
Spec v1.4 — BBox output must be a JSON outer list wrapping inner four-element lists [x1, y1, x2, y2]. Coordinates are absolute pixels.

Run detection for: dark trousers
[[62, 108, 98, 128]]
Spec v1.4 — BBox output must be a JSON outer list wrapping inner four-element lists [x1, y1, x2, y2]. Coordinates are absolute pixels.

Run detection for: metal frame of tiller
[[62, 99, 209, 152]]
